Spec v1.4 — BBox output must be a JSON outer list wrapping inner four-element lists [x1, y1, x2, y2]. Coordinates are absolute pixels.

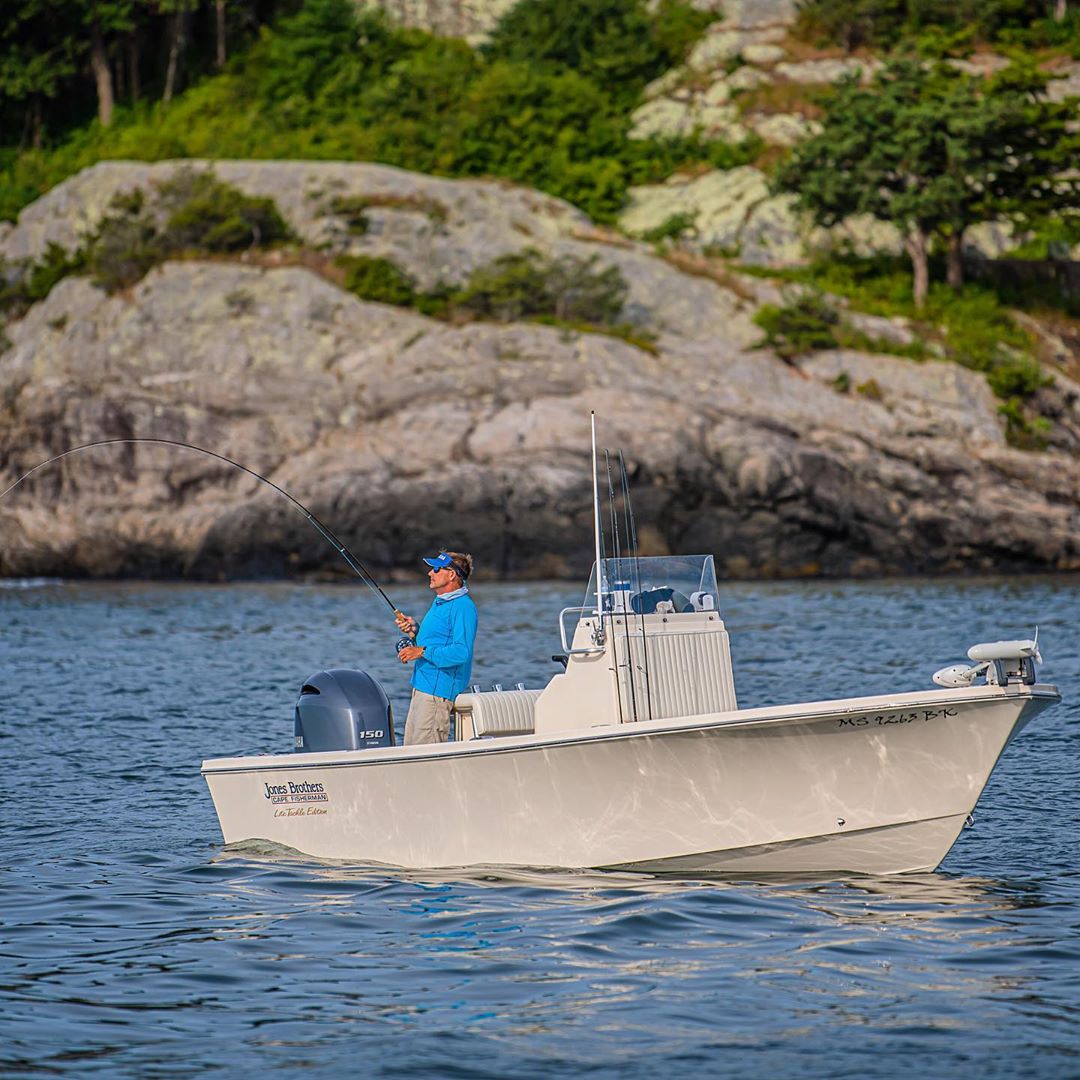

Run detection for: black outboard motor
[[294, 669, 396, 752]]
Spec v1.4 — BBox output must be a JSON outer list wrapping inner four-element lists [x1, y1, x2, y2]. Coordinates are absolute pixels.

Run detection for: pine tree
[[776, 59, 1079, 309]]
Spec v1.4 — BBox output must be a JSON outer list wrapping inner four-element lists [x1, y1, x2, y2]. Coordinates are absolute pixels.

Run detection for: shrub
[[794, 0, 1066, 51], [157, 169, 290, 252], [986, 355, 1049, 400], [452, 249, 628, 325], [82, 169, 290, 292], [336, 255, 417, 305], [483, 0, 701, 107], [26, 242, 85, 303], [84, 190, 163, 291], [637, 212, 697, 244], [753, 292, 841, 359]]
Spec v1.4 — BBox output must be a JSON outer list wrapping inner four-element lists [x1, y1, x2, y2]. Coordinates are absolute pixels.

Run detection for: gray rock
[[717, 0, 797, 30], [358, 0, 517, 41], [773, 58, 881, 84], [741, 43, 787, 65], [750, 113, 820, 147], [947, 53, 1014, 77], [800, 351, 1005, 446], [1045, 61, 1080, 103], [4, 166, 1080, 582], [622, 167, 806, 263], [727, 66, 772, 91]]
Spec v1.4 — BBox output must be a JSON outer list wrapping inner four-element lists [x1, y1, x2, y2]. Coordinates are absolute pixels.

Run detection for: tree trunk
[[1054, 0, 1067, 21], [904, 227, 930, 311], [22, 96, 43, 149], [90, 23, 115, 127], [215, 0, 226, 70], [128, 31, 141, 102], [163, 5, 191, 103], [947, 230, 964, 291]]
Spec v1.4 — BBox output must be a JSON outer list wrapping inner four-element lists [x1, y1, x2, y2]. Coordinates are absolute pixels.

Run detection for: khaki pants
[[404, 689, 454, 745]]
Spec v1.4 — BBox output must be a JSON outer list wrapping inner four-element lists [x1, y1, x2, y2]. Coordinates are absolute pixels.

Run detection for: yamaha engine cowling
[[294, 669, 395, 752]]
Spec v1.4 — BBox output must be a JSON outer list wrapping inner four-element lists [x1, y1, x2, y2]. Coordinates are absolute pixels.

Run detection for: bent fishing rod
[[0, 437, 410, 625]]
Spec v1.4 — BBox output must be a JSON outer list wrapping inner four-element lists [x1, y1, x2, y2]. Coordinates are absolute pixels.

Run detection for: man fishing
[[395, 550, 478, 745]]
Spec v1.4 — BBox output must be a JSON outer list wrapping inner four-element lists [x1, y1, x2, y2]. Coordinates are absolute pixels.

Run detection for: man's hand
[[395, 610, 418, 636], [398, 645, 424, 664]]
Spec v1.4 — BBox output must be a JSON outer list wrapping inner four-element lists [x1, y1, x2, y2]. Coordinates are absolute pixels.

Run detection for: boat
[[201, 546, 1060, 874]]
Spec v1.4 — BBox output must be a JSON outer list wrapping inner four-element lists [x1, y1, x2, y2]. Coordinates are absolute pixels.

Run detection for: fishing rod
[[604, 448, 634, 725], [0, 438, 410, 625], [619, 449, 652, 722]]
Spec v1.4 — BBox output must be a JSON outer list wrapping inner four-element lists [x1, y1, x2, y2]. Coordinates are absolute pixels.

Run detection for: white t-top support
[[591, 411, 604, 641]]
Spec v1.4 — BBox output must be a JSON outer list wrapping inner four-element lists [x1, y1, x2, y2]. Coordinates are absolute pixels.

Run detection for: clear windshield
[[583, 555, 719, 616]]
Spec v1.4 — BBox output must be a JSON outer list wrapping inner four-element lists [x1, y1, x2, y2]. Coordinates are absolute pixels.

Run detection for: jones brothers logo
[[263, 779, 329, 818]]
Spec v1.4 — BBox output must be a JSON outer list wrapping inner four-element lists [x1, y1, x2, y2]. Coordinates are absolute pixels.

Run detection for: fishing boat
[[201, 438, 1060, 875]]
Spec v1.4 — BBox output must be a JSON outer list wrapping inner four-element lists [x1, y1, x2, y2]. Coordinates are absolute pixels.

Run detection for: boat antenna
[[605, 448, 636, 725], [590, 413, 606, 645], [0, 438, 407, 621], [619, 449, 652, 722]]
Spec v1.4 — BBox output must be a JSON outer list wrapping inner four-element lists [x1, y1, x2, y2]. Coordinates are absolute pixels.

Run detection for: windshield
[[583, 555, 719, 616]]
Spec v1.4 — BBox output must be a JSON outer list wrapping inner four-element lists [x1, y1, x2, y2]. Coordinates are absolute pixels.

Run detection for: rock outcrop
[[2, 161, 1080, 582]]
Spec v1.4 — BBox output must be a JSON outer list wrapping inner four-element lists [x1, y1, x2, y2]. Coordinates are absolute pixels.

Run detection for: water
[[2, 576, 1079, 1078]]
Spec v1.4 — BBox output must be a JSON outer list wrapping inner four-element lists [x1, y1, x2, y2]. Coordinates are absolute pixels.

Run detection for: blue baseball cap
[[423, 552, 454, 571]]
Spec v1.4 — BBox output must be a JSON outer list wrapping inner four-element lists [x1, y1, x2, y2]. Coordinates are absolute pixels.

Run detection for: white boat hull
[[202, 684, 1058, 875]]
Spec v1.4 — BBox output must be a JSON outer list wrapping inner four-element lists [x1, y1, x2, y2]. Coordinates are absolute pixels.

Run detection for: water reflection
[[3, 578, 1078, 1078]]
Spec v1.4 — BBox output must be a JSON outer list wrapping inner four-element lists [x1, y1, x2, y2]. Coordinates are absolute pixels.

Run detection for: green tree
[[776, 59, 1079, 309], [0, 0, 81, 145], [484, 0, 692, 107]]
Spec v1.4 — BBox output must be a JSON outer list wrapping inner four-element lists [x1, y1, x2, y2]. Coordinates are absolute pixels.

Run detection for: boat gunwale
[[200, 682, 1060, 776]]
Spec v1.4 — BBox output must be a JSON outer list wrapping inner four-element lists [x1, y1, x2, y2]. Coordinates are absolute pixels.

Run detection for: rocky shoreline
[[2, 160, 1080, 582]]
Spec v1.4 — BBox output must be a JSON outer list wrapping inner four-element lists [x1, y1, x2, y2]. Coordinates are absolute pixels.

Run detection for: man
[[395, 550, 478, 745]]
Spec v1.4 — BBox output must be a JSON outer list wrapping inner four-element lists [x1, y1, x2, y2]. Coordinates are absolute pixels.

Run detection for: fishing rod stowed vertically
[[0, 438, 409, 624], [590, 412, 606, 646], [619, 449, 652, 723], [605, 448, 636, 725]]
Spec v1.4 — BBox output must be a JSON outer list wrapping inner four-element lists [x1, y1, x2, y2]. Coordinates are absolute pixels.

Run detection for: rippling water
[[3, 576, 1079, 1077]]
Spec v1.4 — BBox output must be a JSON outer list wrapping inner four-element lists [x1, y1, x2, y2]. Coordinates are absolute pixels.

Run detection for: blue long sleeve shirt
[[411, 587, 478, 701]]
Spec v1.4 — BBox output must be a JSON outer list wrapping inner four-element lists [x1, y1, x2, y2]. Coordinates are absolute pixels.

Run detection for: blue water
[[2, 576, 1079, 1078]]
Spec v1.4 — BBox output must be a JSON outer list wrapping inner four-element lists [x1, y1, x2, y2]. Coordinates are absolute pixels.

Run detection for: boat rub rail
[[201, 683, 1060, 775]]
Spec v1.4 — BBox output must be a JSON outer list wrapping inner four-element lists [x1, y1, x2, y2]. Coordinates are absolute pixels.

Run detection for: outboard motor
[[294, 669, 395, 752]]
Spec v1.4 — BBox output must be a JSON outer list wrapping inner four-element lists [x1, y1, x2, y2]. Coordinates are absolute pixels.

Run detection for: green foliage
[[83, 169, 290, 292], [83, 189, 161, 291], [636, 211, 697, 244], [0, 241, 84, 319], [750, 253, 1052, 412], [651, 0, 715, 68], [1, 0, 723, 227], [156, 169, 289, 252], [26, 240, 82, 300], [794, 0, 1078, 50], [776, 58, 1080, 308], [754, 292, 841, 359], [336, 255, 417, 306], [856, 377, 883, 400], [985, 354, 1049, 399], [453, 249, 629, 325], [483, 0, 706, 108], [327, 197, 371, 236], [331, 248, 645, 350], [1007, 215, 1080, 261]]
